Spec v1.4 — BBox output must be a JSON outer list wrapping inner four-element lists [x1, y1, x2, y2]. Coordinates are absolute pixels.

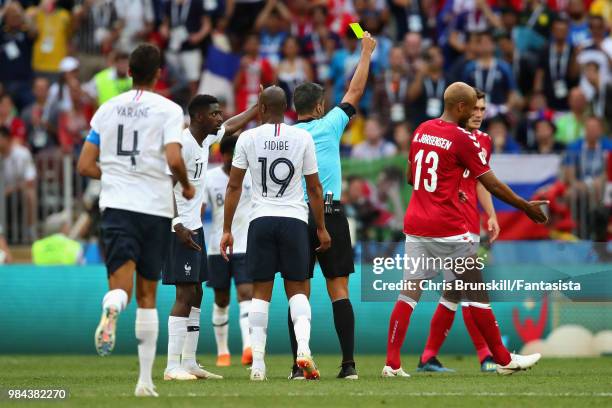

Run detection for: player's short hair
[[187, 94, 219, 118], [129, 44, 161, 86], [474, 88, 486, 100], [0, 126, 10, 138], [293, 82, 325, 115], [220, 135, 239, 155]]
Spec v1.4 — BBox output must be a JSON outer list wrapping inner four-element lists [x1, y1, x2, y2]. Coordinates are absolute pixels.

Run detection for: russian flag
[[488, 154, 561, 240]]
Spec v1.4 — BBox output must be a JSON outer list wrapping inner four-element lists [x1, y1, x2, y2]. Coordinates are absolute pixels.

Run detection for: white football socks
[[239, 300, 252, 351], [167, 316, 187, 370], [182, 307, 200, 367], [212, 304, 230, 356], [135, 308, 158, 386], [249, 299, 270, 371], [102, 289, 128, 312], [289, 294, 312, 356]]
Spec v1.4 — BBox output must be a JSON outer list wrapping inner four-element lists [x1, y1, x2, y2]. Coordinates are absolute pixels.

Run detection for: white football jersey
[[92, 89, 183, 218], [205, 166, 252, 254], [168, 126, 225, 230], [232, 123, 318, 223]]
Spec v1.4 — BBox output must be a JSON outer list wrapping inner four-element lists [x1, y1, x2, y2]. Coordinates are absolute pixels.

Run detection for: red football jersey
[[459, 130, 493, 234], [404, 119, 491, 237]]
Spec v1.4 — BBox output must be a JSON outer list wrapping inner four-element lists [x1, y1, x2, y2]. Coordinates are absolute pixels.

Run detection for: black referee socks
[[333, 298, 355, 365]]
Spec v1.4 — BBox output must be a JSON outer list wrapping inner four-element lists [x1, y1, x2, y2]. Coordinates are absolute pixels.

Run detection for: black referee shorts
[[308, 202, 355, 279]]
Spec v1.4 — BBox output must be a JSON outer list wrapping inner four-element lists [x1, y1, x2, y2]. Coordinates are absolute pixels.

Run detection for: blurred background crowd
[[1, 0, 611, 263]]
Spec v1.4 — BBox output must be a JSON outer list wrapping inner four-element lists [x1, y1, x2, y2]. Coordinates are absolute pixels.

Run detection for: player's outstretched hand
[[175, 224, 202, 251], [488, 216, 500, 243], [361, 31, 377, 55], [182, 183, 195, 200], [524, 200, 549, 224], [315, 227, 331, 252], [220, 232, 234, 262]]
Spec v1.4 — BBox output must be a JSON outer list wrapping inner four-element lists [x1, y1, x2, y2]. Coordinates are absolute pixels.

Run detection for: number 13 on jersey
[[413, 149, 438, 192]]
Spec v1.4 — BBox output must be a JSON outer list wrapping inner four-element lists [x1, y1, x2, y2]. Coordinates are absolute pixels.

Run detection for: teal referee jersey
[[295, 104, 355, 202]]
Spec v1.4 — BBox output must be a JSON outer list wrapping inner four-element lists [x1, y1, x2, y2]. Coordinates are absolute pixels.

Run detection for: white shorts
[[166, 49, 202, 82], [403, 232, 477, 281]]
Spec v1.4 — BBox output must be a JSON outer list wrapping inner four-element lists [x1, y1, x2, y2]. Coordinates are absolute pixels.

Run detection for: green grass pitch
[[1, 355, 611, 407]]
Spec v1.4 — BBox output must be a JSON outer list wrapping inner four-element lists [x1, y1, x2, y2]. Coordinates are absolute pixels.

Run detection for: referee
[[288, 31, 377, 380]]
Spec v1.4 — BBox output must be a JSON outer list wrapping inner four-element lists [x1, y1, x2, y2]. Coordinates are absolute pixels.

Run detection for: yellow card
[[349, 23, 364, 39]]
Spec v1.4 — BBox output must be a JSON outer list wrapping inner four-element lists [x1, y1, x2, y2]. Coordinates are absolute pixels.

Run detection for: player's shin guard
[[102, 289, 128, 312], [182, 307, 201, 366], [289, 294, 312, 356], [239, 301, 252, 351], [136, 308, 159, 386], [212, 304, 230, 356], [386, 295, 416, 370], [249, 299, 270, 371], [167, 316, 187, 370], [462, 303, 492, 363], [421, 298, 457, 364], [468, 303, 511, 366], [332, 298, 355, 364]]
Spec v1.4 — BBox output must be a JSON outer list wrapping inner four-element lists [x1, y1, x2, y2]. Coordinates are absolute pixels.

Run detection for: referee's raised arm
[[341, 32, 377, 108]]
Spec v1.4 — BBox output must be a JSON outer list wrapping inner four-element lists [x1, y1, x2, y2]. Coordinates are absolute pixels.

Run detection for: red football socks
[[386, 299, 414, 369], [468, 305, 511, 366], [421, 303, 456, 363]]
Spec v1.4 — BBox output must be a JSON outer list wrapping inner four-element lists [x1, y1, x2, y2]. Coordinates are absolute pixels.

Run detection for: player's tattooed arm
[[166, 143, 194, 200], [223, 86, 263, 136], [77, 141, 102, 179], [305, 173, 331, 252], [478, 171, 549, 224], [341, 32, 377, 108], [220, 166, 246, 261]]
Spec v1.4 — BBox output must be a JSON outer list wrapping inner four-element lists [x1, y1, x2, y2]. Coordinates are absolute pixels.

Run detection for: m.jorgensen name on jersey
[[264, 140, 289, 151], [413, 133, 453, 150], [116, 106, 150, 119]]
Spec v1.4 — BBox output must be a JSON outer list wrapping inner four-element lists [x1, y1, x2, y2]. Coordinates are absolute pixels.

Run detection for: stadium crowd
[[1, 0, 612, 252]]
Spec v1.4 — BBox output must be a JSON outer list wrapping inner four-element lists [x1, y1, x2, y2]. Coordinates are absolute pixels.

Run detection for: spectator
[[351, 116, 397, 160], [20, 77, 51, 152], [0, 126, 37, 242], [226, 0, 267, 37], [393, 121, 411, 156], [577, 15, 611, 108], [301, 6, 340, 83], [372, 46, 408, 125], [534, 16, 580, 112], [462, 30, 520, 118], [233, 33, 275, 114], [389, 0, 430, 42], [83, 50, 132, 107], [567, 0, 591, 47], [160, 0, 212, 98], [0, 2, 36, 111], [254, 0, 290, 67], [528, 119, 565, 154], [57, 77, 93, 153], [402, 31, 423, 79], [113, 0, 154, 52], [277, 36, 313, 115], [554, 87, 587, 145], [487, 116, 521, 154], [563, 116, 612, 204], [515, 91, 554, 150], [407, 45, 446, 126], [72, 0, 122, 81], [30, 0, 72, 81], [447, 30, 479, 83], [518, 0, 556, 43], [590, 0, 612, 22], [0, 94, 27, 145], [42, 56, 83, 137]]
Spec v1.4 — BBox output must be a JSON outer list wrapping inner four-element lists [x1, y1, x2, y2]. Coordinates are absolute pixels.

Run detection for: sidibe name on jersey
[[413, 133, 453, 150], [264, 140, 289, 151], [116, 106, 150, 119]]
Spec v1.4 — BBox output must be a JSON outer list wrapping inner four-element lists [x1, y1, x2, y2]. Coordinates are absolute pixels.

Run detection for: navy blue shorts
[[162, 227, 207, 285], [206, 254, 252, 289], [246, 216, 310, 282], [100, 208, 171, 281]]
